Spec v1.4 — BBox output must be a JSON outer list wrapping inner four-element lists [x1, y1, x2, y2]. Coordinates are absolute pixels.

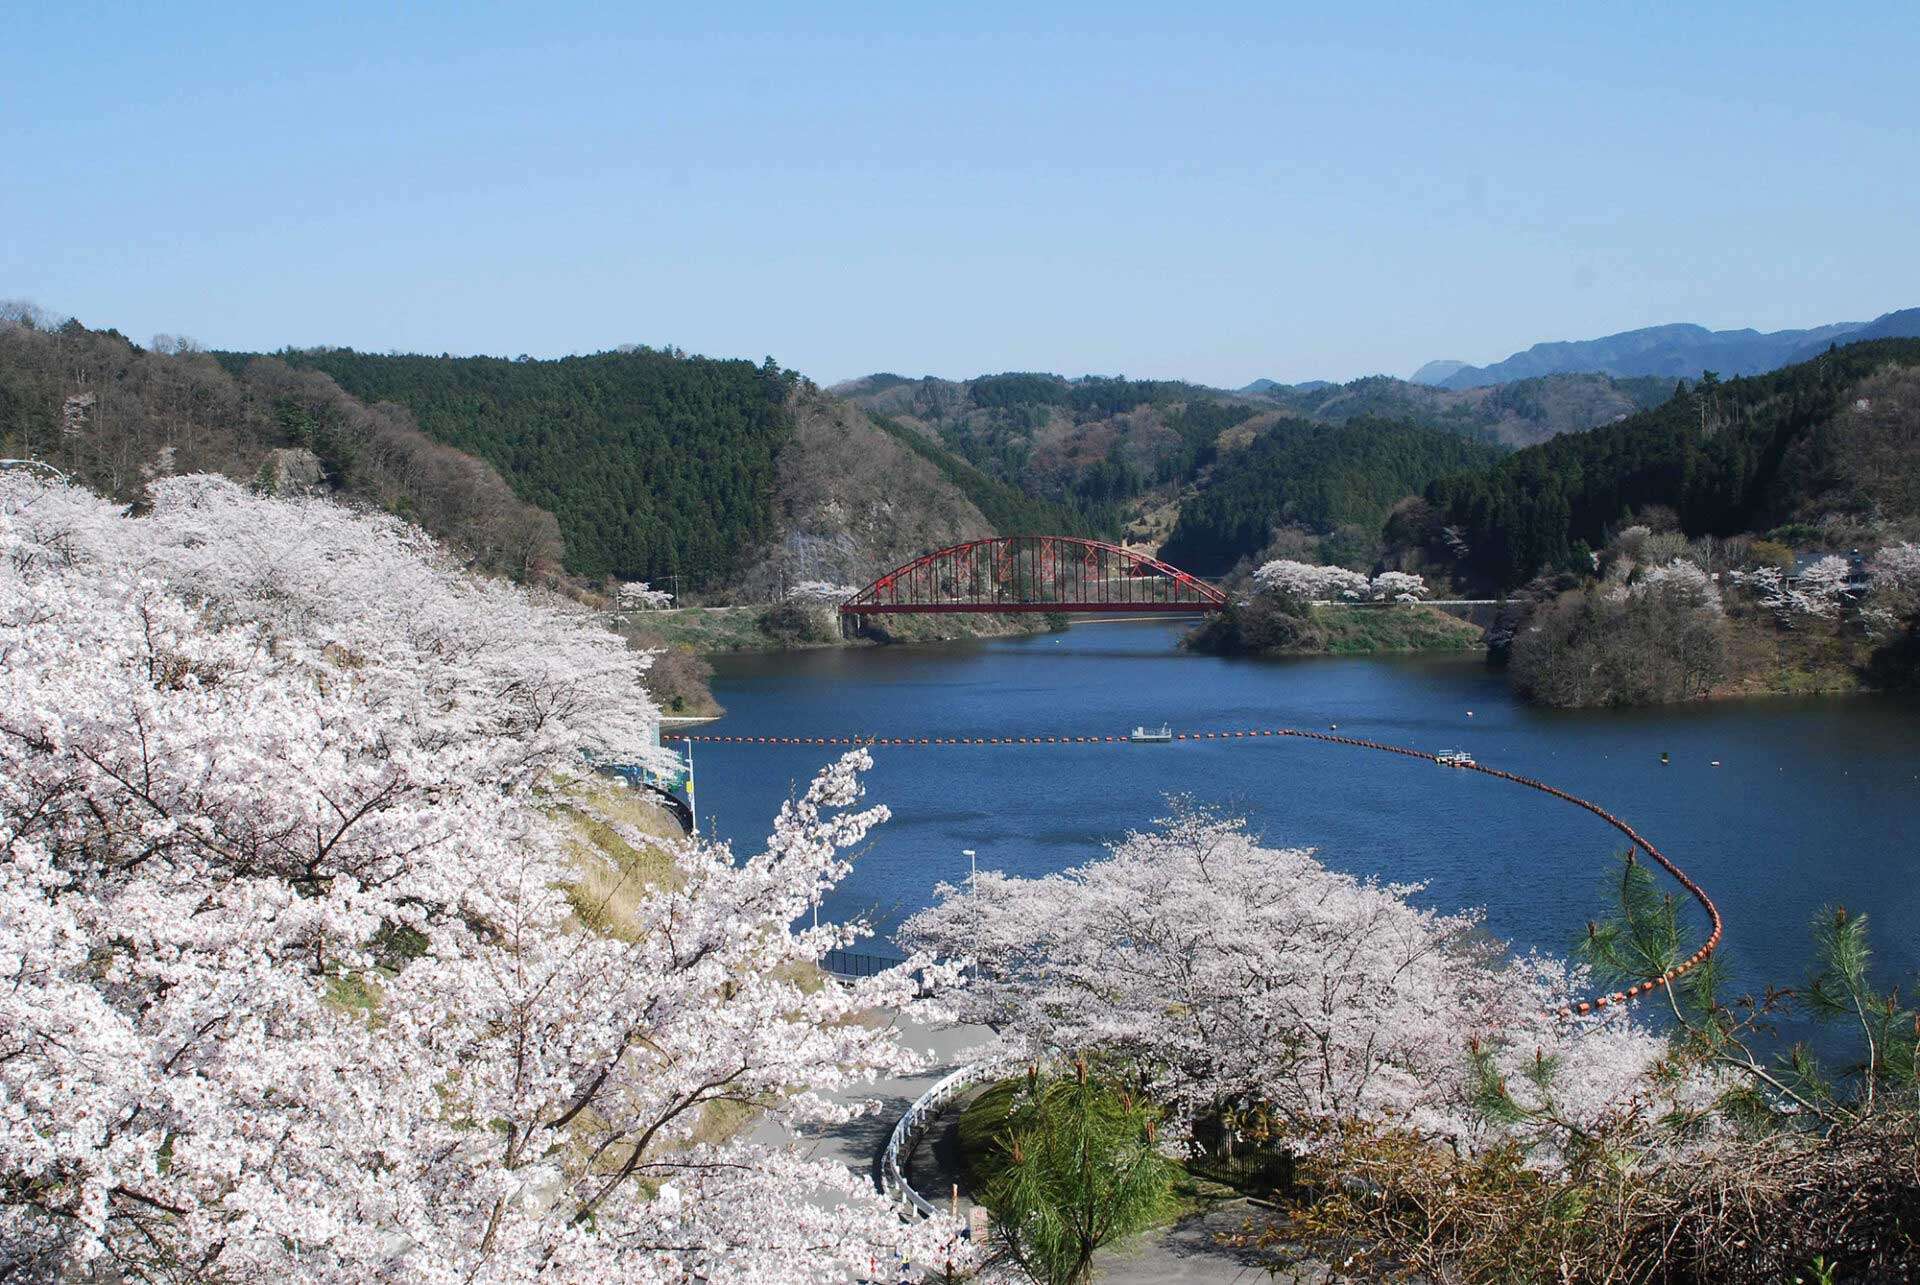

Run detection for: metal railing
[[822, 948, 910, 979], [880, 1057, 1011, 1221]]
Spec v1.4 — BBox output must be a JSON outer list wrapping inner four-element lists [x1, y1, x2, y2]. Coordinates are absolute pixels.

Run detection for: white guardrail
[[880, 1057, 1011, 1221]]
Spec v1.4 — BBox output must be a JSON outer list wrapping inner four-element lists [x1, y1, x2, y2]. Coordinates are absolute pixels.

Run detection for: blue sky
[[4, 2, 1914, 386]]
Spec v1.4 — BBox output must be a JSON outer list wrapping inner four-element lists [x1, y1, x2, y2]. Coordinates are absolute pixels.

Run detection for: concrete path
[[750, 1012, 994, 1185], [1095, 1200, 1318, 1283], [754, 1013, 1319, 1281]]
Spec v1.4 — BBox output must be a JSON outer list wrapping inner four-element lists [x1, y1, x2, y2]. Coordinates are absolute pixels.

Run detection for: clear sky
[[5, 2, 1915, 386]]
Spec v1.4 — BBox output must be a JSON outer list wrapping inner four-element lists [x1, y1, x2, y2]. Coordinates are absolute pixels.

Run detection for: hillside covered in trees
[[837, 372, 1260, 533], [251, 346, 797, 588], [0, 306, 561, 579], [1159, 417, 1502, 572], [836, 368, 1684, 562], [1246, 370, 1677, 446], [1427, 338, 1920, 589], [258, 346, 1094, 601], [3, 309, 1108, 616]]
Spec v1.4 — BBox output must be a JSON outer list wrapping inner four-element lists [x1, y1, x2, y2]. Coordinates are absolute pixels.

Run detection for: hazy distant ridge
[[1410, 308, 1920, 389]]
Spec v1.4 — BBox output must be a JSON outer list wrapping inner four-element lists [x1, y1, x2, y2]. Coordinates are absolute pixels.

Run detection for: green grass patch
[[629, 602, 1052, 655], [626, 606, 780, 653], [1313, 603, 1485, 654]]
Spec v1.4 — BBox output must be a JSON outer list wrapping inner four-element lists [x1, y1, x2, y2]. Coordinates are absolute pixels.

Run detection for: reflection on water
[[696, 621, 1920, 1001]]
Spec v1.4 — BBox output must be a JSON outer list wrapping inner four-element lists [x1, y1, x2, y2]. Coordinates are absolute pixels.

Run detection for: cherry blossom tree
[[1860, 542, 1920, 642], [1251, 560, 1370, 602], [616, 579, 674, 610], [1367, 570, 1429, 603], [1, 475, 965, 1280], [786, 580, 860, 604], [899, 810, 1692, 1168], [1730, 555, 1854, 620], [1633, 558, 1723, 614], [1797, 555, 1856, 612], [1867, 542, 1920, 614], [1254, 562, 1432, 605]]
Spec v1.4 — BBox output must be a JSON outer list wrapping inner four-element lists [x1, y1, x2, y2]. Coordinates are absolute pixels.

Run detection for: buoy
[[1466, 710, 1474, 717], [1329, 723, 1338, 730]]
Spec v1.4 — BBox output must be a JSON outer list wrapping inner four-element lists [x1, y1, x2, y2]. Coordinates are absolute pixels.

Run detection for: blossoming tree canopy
[[1368, 570, 1430, 603], [0, 475, 964, 1280], [1728, 553, 1861, 620], [1633, 558, 1723, 614], [1253, 559, 1372, 601], [899, 811, 1705, 1164], [1252, 559, 1431, 603], [616, 580, 675, 610]]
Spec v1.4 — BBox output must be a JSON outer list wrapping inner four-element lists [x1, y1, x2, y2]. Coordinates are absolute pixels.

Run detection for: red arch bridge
[[840, 536, 1228, 617]]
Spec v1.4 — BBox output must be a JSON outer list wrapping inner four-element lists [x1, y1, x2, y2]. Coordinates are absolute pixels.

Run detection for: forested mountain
[[836, 373, 1257, 529], [1789, 307, 1920, 362], [31, 306, 1913, 610], [835, 367, 1669, 552], [1417, 306, 1920, 390], [0, 309, 562, 578], [863, 413, 1098, 538], [1159, 417, 1502, 572], [256, 346, 796, 588], [1244, 371, 1676, 447], [1429, 338, 1920, 588], [3, 313, 1041, 601]]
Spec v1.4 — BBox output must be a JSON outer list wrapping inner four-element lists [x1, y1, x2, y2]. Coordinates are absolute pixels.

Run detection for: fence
[[822, 948, 909, 979], [880, 1057, 1012, 1222]]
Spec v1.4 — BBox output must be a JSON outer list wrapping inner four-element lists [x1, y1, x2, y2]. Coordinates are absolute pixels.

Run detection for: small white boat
[[1129, 724, 1173, 743], [1436, 749, 1476, 767]]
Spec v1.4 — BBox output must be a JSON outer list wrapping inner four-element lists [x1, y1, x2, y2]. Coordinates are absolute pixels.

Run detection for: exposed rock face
[[730, 390, 994, 600], [266, 447, 326, 495]]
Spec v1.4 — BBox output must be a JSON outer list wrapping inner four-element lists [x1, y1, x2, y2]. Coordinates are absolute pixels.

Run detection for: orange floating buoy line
[[659, 725, 1723, 1019]]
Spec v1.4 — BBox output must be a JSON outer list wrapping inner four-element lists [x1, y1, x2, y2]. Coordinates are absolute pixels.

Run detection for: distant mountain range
[[1405, 307, 1920, 390], [1238, 377, 1330, 395], [1407, 360, 1470, 386]]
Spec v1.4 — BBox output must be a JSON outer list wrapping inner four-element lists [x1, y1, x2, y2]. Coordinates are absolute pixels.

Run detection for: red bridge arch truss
[[841, 536, 1229, 616]]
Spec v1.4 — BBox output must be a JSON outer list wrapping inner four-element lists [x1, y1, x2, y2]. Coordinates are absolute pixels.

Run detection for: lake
[[693, 620, 1919, 1004]]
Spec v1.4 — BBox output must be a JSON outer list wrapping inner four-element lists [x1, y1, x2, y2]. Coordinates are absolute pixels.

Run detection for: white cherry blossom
[[0, 475, 966, 1281]]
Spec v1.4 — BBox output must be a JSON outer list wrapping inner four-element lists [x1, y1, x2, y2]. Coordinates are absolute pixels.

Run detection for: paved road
[[756, 1012, 1312, 1282]]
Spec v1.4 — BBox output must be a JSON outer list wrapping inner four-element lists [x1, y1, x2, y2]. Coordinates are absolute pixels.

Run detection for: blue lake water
[[694, 620, 1919, 1003]]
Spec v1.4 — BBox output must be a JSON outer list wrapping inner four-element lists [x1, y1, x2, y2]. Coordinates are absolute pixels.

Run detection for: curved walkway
[[667, 726, 1724, 1018]]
